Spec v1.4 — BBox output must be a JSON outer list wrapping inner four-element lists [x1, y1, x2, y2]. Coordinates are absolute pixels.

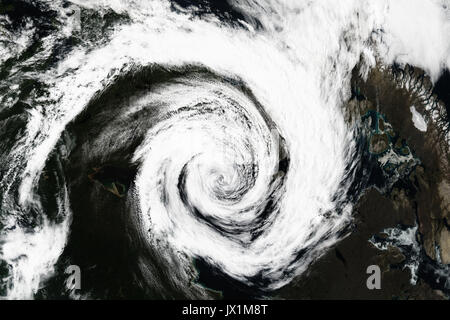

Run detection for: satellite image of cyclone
[[0, 0, 449, 301]]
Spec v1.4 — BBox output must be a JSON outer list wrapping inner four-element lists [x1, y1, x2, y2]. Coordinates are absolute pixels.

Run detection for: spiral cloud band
[[0, 0, 449, 299], [131, 67, 354, 291]]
